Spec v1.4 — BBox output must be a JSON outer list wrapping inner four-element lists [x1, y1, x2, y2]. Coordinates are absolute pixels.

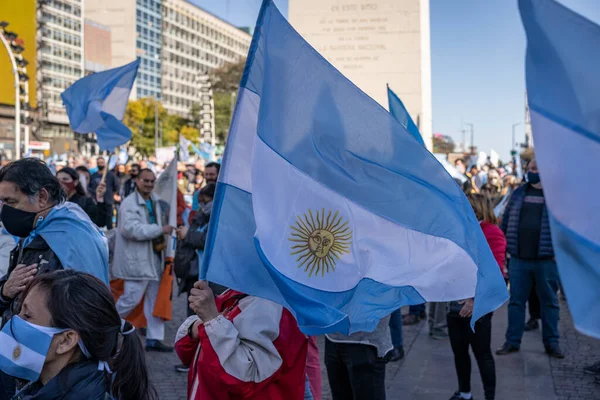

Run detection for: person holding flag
[[112, 168, 175, 352], [0, 158, 109, 398]]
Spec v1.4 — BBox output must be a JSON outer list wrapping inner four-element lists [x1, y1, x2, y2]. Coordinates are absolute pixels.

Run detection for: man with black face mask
[[89, 156, 120, 229], [496, 158, 564, 359], [0, 161, 60, 399], [120, 163, 140, 200]]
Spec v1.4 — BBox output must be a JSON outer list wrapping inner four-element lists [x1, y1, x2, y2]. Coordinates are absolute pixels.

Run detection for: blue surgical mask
[[527, 172, 540, 184], [0, 316, 68, 382]]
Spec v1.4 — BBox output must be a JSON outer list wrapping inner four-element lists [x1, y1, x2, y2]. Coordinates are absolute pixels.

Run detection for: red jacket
[[175, 290, 308, 400], [480, 221, 507, 277]]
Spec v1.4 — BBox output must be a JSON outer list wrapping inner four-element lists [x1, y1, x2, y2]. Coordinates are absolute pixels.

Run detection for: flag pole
[[101, 151, 114, 184]]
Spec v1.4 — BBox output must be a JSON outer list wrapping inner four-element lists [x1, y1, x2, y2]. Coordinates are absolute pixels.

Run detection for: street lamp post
[[0, 31, 20, 159], [512, 122, 522, 152], [464, 122, 474, 154]]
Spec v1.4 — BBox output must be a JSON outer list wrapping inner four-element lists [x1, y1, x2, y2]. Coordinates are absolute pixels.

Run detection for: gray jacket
[[112, 190, 164, 281], [326, 316, 392, 358]]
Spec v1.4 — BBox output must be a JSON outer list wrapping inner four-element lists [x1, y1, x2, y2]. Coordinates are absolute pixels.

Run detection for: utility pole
[[465, 122, 474, 154], [512, 122, 521, 153], [154, 100, 159, 157]]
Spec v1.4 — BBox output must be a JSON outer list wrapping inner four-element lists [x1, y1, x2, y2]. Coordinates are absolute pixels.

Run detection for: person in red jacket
[[174, 281, 308, 400], [446, 193, 506, 400]]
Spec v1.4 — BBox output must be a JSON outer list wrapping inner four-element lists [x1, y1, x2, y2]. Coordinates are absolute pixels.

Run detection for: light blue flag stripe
[[520, 0, 600, 338], [24, 202, 109, 285], [61, 59, 140, 151], [203, 0, 508, 334], [0, 354, 39, 383], [1, 317, 53, 356], [387, 85, 425, 145]]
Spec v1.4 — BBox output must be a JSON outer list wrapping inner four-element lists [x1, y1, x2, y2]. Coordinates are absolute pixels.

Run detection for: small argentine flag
[[0, 317, 56, 382], [201, 0, 508, 335]]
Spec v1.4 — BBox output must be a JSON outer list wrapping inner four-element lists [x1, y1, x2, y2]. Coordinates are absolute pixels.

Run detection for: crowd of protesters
[[0, 153, 595, 400]]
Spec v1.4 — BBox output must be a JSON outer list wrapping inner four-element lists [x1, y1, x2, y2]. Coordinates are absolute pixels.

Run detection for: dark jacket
[[175, 211, 210, 294], [0, 236, 63, 324], [68, 194, 109, 228], [13, 361, 107, 400], [89, 170, 119, 205], [121, 176, 137, 200], [500, 184, 554, 259]]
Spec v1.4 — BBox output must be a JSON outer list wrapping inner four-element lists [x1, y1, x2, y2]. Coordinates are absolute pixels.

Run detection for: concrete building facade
[[38, 0, 85, 144], [84, 19, 112, 74], [161, 0, 251, 117], [86, 0, 251, 119], [289, 0, 433, 149]]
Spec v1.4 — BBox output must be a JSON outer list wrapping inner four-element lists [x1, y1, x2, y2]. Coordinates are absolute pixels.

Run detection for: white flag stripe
[[531, 110, 600, 244], [219, 88, 259, 193], [0, 331, 46, 374], [251, 138, 477, 299]]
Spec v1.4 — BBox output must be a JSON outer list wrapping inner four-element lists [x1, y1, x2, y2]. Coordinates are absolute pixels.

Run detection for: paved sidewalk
[[148, 292, 600, 400]]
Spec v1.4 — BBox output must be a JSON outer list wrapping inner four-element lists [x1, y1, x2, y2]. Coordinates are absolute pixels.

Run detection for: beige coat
[[112, 190, 164, 281]]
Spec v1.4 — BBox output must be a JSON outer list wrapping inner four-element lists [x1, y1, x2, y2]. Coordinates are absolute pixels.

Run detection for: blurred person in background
[[75, 166, 94, 198], [447, 194, 505, 400], [120, 163, 140, 200], [56, 167, 108, 228], [496, 159, 563, 359], [89, 157, 120, 229]]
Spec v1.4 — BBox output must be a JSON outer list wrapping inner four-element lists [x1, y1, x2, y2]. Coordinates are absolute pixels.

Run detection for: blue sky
[[191, 0, 599, 160]]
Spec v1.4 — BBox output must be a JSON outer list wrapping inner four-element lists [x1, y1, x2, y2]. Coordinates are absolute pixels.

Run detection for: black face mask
[[0, 204, 39, 238], [97, 165, 105, 171]]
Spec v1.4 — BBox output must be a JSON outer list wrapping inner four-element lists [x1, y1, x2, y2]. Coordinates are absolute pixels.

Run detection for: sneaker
[[524, 318, 539, 331], [385, 347, 405, 362], [583, 361, 600, 375], [146, 339, 174, 353], [430, 330, 449, 340], [402, 314, 420, 325], [496, 343, 520, 355], [545, 345, 565, 359], [175, 364, 190, 373], [449, 391, 473, 400]]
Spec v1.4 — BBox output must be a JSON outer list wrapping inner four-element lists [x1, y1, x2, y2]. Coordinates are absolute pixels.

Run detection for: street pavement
[[147, 289, 600, 400]]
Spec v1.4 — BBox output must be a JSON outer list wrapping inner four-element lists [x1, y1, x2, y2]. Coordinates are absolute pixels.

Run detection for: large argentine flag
[[520, 0, 600, 338], [202, 0, 508, 335]]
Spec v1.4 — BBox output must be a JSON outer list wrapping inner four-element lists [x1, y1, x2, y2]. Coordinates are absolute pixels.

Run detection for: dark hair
[[56, 167, 87, 197], [454, 158, 465, 165], [467, 193, 497, 224], [75, 165, 90, 176], [0, 158, 65, 203], [130, 163, 140, 170], [21, 270, 158, 400], [205, 162, 221, 173], [200, 183, 216, 199], [138, 168, 155, 177]]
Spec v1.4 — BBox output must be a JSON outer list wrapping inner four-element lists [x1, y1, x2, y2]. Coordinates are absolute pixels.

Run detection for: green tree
[[210, 60, 245, 143], [124, 98, 189, 156]]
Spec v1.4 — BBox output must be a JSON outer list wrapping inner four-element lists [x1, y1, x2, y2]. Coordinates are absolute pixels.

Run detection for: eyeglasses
[[140, 179, 155, 184]]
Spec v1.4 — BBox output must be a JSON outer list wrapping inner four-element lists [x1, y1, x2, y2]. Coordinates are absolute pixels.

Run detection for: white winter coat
[[112, 190, 165, 281]]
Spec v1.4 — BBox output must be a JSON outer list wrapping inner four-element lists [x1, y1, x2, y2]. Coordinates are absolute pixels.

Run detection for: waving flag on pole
[[179, 135, 191, 161], [61, 59, 140, 151], [387, 84, 424, 146], [202, 0, 507, 335], [520, 0, 600, 338], [155, 152, 178, 258]]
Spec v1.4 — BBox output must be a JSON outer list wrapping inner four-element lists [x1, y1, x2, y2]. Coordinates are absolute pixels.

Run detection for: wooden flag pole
[[101, 152, 114, 184]]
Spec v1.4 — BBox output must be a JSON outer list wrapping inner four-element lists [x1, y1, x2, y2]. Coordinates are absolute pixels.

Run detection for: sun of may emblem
[[288, 209, 352, 278]]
